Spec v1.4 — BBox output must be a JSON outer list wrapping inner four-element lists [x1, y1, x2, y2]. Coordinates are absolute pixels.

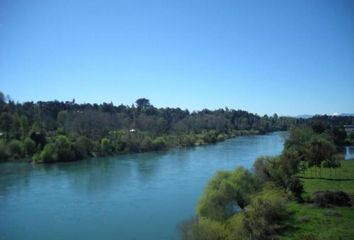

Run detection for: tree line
[[0, 91, 299, 163]]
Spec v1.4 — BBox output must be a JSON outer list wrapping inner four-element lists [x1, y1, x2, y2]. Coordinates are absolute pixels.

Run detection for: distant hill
[[295, 113, 354, 119], [295, 114, 313, 119]]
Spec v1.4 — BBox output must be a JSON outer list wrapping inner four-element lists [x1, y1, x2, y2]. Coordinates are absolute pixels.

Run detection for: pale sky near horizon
[[0, 0, 353, 116]]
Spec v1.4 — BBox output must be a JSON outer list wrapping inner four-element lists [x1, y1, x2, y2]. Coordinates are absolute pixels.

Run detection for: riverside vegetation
[[180, 118, 354, 240], [0, 91, 297, 163]]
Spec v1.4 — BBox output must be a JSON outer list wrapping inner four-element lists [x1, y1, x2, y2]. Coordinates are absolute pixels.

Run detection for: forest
[[0, 91, 298, 163]]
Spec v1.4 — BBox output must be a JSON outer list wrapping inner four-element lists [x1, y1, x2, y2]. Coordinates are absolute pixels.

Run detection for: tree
[[242, 185, 288, 240], [0, 140, 9, 161], [152, 136, 167, 150], [74, 136, 93, 159], [197, 167, 256, 221], [23, 137, 36, 155], [100, 137, 113, 155], [135, 98, 151, 110], [55, 135, 75, 161], [34, 143, 57, 163], [179, 217, 227, 240], [308, 134, 336, 168], [8, 140, 23, 159], [288, 176, 304, 202], [0, 112, 13, 137]]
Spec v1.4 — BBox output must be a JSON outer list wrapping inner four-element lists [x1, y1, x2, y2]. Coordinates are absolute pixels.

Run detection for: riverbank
[[180, 124, 353, 240], [280, 160, 354, 239], [1, 129, 265, 164]]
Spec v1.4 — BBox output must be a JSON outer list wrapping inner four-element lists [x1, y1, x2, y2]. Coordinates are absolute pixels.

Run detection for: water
[[0, 132, 286, 240], [345, 146, 354, 160]]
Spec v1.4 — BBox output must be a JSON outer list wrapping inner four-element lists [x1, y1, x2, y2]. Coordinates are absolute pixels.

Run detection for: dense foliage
[[0, 91, 297, 163], [181, 118, 354, 240]]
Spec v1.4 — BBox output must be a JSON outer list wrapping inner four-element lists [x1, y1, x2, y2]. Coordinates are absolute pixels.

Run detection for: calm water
[[0, 132, 286, 240], [345, 146, 354, 160]]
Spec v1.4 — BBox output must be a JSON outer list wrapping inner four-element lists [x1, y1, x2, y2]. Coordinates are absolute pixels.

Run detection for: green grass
[[280, 202, 354, 240], [279, 160, 354, 240], [299, 160, 354, 195]]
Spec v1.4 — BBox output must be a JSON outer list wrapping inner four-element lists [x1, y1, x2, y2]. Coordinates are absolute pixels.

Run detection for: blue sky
[[0, 0, 353, 116]]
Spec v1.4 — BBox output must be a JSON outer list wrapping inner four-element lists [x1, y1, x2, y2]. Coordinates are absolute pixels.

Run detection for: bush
[[288, 176, 304, 202], [23, 137, 36, 155], [0, 140, 9, 161], [100, 137, 113, 155], [34, 143, 57, 163], [242, 185, 288, 240], [74, 136, 93, 159], [55, 135, 75, 161], [8, 139, 23, 158], [179, 217, 227, 240], [152, 136, 167, 150], [313, 191, 352, 208], [181, 134, 196, 147], [140, 136, 153, 151], [197, 167, 256, 221], [227, 214, 248, 240], [253, 156, 273, 183]]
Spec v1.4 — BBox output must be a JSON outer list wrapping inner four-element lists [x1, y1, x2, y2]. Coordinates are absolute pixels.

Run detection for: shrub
[[242, 185, 288, 240], [8, 139, 23, 158], [197, 167, 256, 221], [253, 156, 273, 183], [55, 135, 75, 161], [23, 137, 36, 155], [313, 191, 352, 208], [0, 140, 9, 161], [34, 143, 57, 163], [294, 233, 320, 240], [179, 217, 227, 240], [74, 136, 93, 159], [140, 136, 153, 151], [152, 136, 167, 150], [288, 176, 304, 202], [100, 137, 113, 155]]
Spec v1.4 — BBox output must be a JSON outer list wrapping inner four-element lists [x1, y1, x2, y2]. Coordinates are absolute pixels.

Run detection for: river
[[0, 132, 286, 240], [345, 146, 354, 160]]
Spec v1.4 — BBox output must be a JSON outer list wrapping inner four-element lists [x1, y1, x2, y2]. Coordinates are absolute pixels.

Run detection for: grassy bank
[[280, 160, 354, 240]]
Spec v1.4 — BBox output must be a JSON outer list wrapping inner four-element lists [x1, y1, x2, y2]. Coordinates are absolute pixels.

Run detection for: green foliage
[[280, 201, 354, 240], [197, 167, 257, 221], [179, 217, 227, 240], [23, 137, 36, 155], [307, 134, 336, 167], [34, 143, 57, 163], [0, 112, 13, 133], [242, 185, 289, 240], [152, 136, 167, 151], [8, 139, 23, 159], [100, 137, 113, 155], [74, 136, 93, 159], [181, 134, 197, 147], [186, 122, 354, 240], [288, 176, 304, 202], [0, 91, 303, 162], [253, 156, 275, 183], [0, 140, 9, 161], [55, 135, 76, 161]]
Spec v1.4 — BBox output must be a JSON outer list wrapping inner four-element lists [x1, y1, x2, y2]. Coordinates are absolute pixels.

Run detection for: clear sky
[[0, 0, 353, 116]]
